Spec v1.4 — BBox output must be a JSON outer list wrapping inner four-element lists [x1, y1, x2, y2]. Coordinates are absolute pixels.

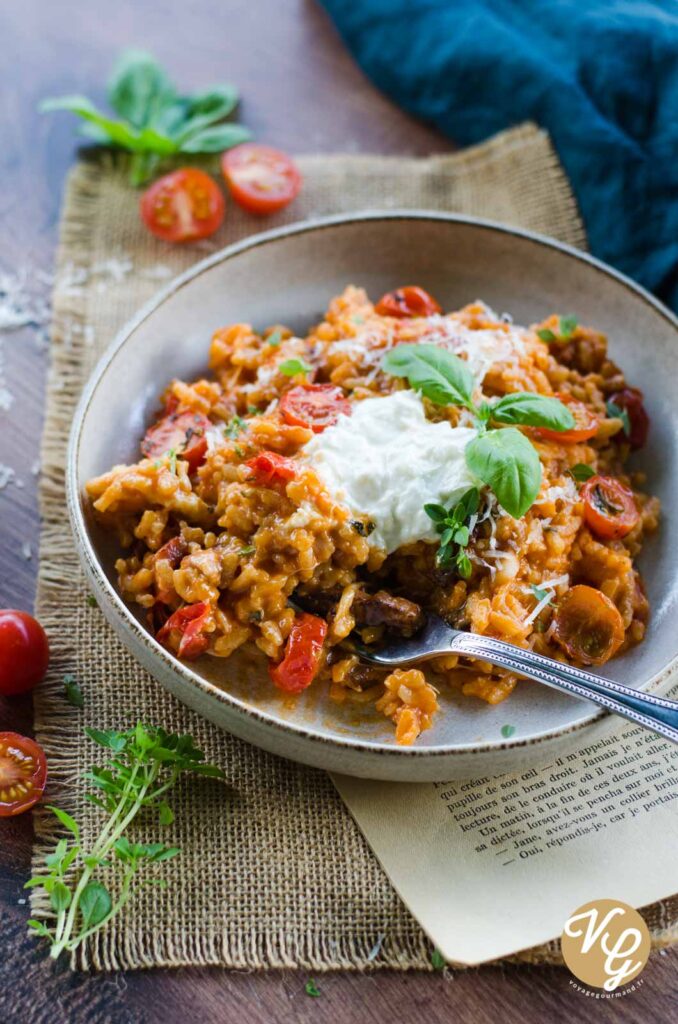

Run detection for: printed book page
[[332, 711, 678, 965]]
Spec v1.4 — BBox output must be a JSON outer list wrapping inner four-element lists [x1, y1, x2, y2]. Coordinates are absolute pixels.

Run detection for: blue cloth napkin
[[320, 0, 678, 313]]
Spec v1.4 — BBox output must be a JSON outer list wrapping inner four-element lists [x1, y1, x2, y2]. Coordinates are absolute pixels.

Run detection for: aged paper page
[[333, 718, 678, 964]]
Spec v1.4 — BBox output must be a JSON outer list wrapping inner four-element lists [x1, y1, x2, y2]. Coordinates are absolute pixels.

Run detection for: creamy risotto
[[86, 285, 658, 745]]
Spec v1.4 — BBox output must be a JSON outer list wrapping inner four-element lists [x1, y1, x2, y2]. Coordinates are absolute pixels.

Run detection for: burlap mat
[[31, 123, 675, 971]]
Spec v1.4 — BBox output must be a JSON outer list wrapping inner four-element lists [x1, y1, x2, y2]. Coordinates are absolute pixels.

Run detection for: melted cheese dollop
[[302, 389, 477, 554]]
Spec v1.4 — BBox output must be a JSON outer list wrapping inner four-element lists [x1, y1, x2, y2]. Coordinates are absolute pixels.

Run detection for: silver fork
[[351, 614, 678, 745]]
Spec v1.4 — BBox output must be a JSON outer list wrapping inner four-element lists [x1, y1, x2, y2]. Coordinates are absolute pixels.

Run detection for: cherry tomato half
[[581, 475, 639, 540], [141, 411, 212, 473], [157, 601, 211, 659], [269, 613, 327, 694], [221, 144, 302, 216], [246, 451, 297, 486], [0, 732, 47, 817], [375, 286, 442, 318], [553, 586, 625, 666], [279, 384, 351, 433], [140, 168, 225, 243], [535, 393, 599, 444], [608, 387, 650, 450], [0, 610, 49, 697]]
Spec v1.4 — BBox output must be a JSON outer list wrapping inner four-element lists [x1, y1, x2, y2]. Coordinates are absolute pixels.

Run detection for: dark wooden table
[[1, 2, 675, 1021]]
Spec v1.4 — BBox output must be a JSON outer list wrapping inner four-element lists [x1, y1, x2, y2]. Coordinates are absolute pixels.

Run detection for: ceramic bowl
[[67, 212, 678, 781]]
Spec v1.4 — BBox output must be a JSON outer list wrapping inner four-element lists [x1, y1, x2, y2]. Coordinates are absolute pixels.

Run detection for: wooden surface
[[0, 2, 675, 1021]]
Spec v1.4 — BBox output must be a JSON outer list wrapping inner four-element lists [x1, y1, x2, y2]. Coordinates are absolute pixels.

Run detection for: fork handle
[[452, 632, 678, 746]]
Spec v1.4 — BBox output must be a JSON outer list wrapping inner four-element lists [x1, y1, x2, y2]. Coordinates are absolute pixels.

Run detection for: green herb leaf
[[606, 400, 631, 437], [423, 503, 448, 524], [107, 50, 175, 131], [305, 979, 321, 997], [490, 393, 575, 431], [266, 329, 283, 348], [279, 358, 312, 377], [27, 919, 52, 938], [224, 414, 248, 439], [50, 881, 72, 914], [536, 328, 557, 343], [382, 343, 475, 409], [569, 463, 596, 482], [39, 96, 142, 149], [173, 85, 240, 140], [501, 724, 516, 738], [158, 801, 175, 826], [559, 315, 578, 339], [47, 805, 80, 841], [79, 882, 112, 930], [465, 428, 542, 518], [64, 675, 85, 709], [240, 545, 256, 556], [179, 123, 251, 153], [530, 584, 553, 605], [431, 949, 446, 970], [86, 595, 98, 608], [86, 727, 127, 753]]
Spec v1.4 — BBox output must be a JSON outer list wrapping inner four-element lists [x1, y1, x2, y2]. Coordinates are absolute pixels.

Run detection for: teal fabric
[[320, 0, 678, 312]]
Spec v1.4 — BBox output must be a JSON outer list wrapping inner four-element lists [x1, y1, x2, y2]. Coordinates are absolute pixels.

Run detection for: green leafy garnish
[[606, 400, 631, 437], [424, 488, 479, 577], [465, 429, 542, 519], [25, 724, 223, 960], [279, 358, 312, 377], [266, 329, 283, 348], [500, 724, 516, 739], [40, 50, 251, 185], [530, 584, 553, 606], [305, 979, 321, 997], [489, 393, 575, 431], [569, 463, 596, 482], [240, 545, 256, 555], [63, 675, 84, 709], [537, 316, 578, 344], [86, 595, 98, 608], [223, 414, 247, 439], [431, 948, 446, 970], [382, 343, 475, 410]]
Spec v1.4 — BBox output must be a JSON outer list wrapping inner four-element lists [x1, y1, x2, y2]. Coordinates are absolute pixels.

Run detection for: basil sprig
[[382, 343, 575, 518], [41, 50, 251, 185]]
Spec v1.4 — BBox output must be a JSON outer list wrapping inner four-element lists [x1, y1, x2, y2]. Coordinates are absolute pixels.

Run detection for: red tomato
[[246, 451, 297, 486], [279, 384, 351, 433], [156, 601, 211, 659], [581, 475, 640, 539], [535, 393, 599, 444], [140, 168, 225, 243], [0, 732, 47, 817], [154, 535, 189, 569], [553, 586, 624, 665], [269, 613, 327, 694], [375, 286, 442, 318], [221, 144, 302, 215], [141, 411, 211, 473], [0, 610, 49, 697], [608, 387, 650, 450]]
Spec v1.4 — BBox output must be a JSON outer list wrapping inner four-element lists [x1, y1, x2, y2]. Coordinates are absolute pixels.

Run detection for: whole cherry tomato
[[141, 411, 212, 473], [608, 387, 650, 450], [0, 732, 47, 816], [140, 168, 225, 243], [375, 286, 442, 318], [581, 475, 640, 540], [221, 144, 302, 215], [0, 610, 49, 696]]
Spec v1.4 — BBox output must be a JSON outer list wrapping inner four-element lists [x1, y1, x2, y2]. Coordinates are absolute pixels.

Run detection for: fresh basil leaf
[[135, 126, 178, 155], [79, 881, 112, 929], [179, 123, 252, 154], [465, 428, 542, 518], [423, 503, 448, 523], [175, 85, 240, 140], [40, 96, 143, 149], [382, 343, 475, 408], [490, 393, 575, 431], [606, 400, 631, 437], [108, 50, 175, 130], [279, 358, 311, 377], [559, 315, 578, 339], [569, 463, 596, 482], [536, 328, 557, 343]]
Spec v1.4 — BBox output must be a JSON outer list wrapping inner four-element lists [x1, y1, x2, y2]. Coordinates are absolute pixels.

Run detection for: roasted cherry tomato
[[269, 613, 327, 694], [535, 393, 599, 444], [154, 536, 189, 569], [553, 585, 625, 665], [279, 384, 351, 433], [608, 387, 650, 450], [0, 732, 47, 817], [246, 451, 297, 486], [581, 475, 639, 540], [157, 601, 211, 659], [0, 610, 49, 697], [221, 144, 302, 215], [374, 286, 442, 318], [141, 411, 211, 473], [140, 168, 225, 243]]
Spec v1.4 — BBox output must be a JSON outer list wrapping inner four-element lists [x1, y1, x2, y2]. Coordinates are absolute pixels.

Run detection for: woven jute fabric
[[31, 123, 676, 971]]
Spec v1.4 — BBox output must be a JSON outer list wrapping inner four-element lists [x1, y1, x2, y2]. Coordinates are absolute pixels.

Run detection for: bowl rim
[[66, 209, 678, 760]]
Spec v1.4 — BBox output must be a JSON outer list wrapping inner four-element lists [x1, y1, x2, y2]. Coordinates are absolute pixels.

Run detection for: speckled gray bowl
[[67, 212, 678, 781]]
